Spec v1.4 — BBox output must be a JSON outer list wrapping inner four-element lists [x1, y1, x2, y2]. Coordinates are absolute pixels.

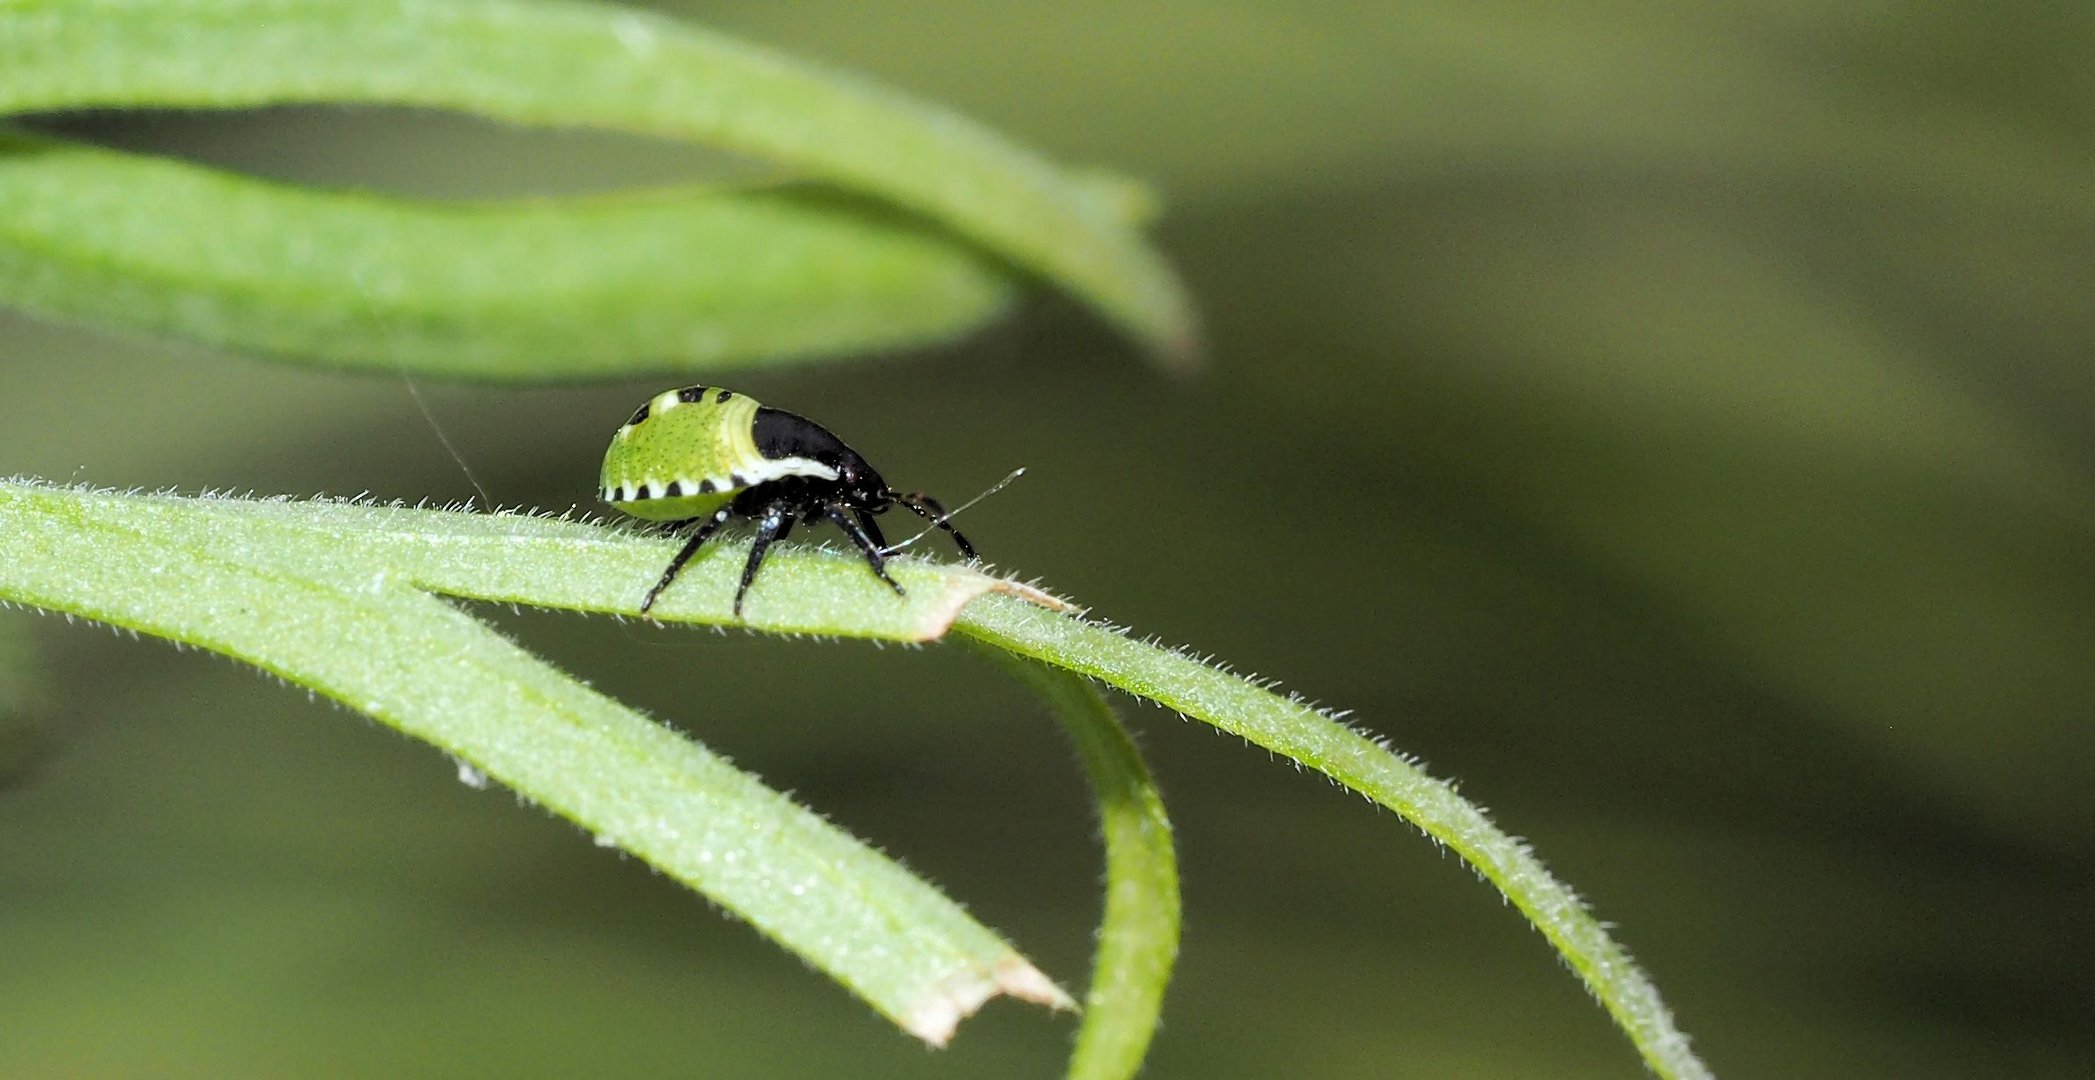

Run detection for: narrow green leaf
[[161, 491, 1074, 636], [0, 130, 1014, 378], [0, 479, 1075, 1043], [957, 595, 1713, 1080], [0, 0, 1196, 363], [982, 647, 1180, 1080], [1, 479, 1704, 1074]]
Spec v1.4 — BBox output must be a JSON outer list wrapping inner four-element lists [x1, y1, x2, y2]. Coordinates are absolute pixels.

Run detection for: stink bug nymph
[[601, 385, 977, 617]]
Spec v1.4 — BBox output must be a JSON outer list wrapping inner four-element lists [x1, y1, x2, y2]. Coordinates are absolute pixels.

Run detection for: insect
[[601, 385, 976, 617]]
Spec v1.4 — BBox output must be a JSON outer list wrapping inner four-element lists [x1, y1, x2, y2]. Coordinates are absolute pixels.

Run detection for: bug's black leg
[[734, 501, 795, 617], [851, 508, 897, 557], [824, 503, 904, 596], [893, 491, 977, 560], [640, 507, 731, 616]]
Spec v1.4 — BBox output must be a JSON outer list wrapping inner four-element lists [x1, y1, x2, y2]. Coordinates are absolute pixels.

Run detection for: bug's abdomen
[[600, 386, 839, 521]]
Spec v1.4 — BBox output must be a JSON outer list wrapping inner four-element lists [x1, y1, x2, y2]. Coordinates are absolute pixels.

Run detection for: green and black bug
[[601, 385, 976, 616]]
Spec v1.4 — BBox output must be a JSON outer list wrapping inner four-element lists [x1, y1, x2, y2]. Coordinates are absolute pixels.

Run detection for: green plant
[[0, 3, 1709, 1077]]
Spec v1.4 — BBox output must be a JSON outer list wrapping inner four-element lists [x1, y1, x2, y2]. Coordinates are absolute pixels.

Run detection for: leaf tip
[[995, 955, 1079, 1013], [903, 957, 1075, 1047]]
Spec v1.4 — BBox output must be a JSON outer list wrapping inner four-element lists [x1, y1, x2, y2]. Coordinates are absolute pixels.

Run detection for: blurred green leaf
[[0, 129, 1014, 378], [0, 0, 1195, 364]]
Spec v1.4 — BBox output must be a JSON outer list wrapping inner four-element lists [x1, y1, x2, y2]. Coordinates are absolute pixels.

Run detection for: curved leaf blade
[[0, 478, 1074, 1042], [957, 595, 1713, 1080], [0, 0, 1196, 362], [0, 130, 1014, 378], [984, 648, 1180, 1080]]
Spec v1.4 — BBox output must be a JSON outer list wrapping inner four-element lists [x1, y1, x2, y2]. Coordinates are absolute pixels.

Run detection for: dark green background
[[4, 3, 2091, 1076]]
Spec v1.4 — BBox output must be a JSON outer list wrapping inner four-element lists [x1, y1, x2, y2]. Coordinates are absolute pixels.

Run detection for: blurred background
[[4, 2, 2092, 1076]]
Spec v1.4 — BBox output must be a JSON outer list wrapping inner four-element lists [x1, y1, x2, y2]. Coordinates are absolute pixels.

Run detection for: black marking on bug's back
[[715, 389, 734, 404], [677, 385, 711, 404], [626, 402, 651, 426], [751, 407, 875, 478]]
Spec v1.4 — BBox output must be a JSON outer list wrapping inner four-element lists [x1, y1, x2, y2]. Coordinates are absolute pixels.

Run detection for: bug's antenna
[[401, 371, 495, 511], [883, 467, 1025, 554]]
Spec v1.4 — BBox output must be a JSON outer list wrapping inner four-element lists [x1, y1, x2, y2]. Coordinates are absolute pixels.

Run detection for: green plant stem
[[980, 645, 1180, 1080]]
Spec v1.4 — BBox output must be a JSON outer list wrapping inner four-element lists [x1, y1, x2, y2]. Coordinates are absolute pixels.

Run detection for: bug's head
[[813, 453, 884, 510]]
